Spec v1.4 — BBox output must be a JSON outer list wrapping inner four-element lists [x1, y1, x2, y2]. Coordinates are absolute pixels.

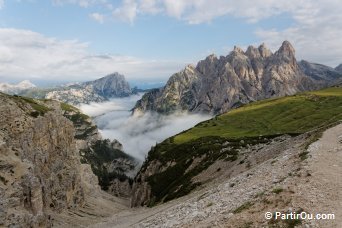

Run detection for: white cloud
[[139, 0, 160, 14], [53, 0, 106, 8], [112, 0, 137, 24], [104, 0, 342, 66], [255, 0, 342, 66], [79, 95, 211, 160], [0, 28, 186, 82], [3, 0, 341, 73], [89, 12, 105, 23]]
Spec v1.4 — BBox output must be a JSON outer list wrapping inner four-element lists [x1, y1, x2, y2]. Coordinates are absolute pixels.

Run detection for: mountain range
[[0, 80, 36, 94], [133, 41, 341, 115], [0, 73, 134, 106]]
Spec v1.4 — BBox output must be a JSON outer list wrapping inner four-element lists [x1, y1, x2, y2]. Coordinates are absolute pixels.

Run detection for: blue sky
[[0, 0, 341, 85]]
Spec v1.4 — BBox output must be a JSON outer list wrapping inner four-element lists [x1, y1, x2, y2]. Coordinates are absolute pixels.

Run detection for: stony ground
[[59, 124, 341, 228]]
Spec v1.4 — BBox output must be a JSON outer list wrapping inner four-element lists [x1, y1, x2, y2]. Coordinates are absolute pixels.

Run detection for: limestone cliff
[[133, 41, 339, 115], [0, 93, 86, 227]]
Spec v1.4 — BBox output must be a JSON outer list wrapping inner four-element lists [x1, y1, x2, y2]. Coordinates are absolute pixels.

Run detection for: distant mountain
[[20, 72, 134, 105], [335, 64, 342, 73], [0, 80, 36, 94], [298, 60, 342, 82], [133, 41, 340, 115]]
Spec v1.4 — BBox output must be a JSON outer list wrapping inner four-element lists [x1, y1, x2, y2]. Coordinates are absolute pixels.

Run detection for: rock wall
[[0, 94, 86, 227]]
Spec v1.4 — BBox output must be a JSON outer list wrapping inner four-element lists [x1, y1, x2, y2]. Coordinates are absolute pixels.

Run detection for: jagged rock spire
[[258, 43, 272, 58]]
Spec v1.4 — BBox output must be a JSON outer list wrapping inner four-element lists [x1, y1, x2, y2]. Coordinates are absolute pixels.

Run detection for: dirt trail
[[293, 123, 342, 227]]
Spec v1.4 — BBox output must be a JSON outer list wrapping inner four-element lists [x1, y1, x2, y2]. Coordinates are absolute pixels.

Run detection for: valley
[[91, 122, 342, 228], [0, 40, 341, 227]]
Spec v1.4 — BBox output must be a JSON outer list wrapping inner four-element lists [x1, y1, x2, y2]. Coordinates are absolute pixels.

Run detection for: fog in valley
[[79, 94, 211, 161]]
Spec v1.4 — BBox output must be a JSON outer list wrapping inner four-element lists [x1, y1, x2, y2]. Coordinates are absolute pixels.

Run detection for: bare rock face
[[299, 60, 342, 82], [83, 72, 132, 98], [0, 93, 85, 227], [107, 179, 132, 198], [131, 160, 163, 207], [133, 41, 332, 115], [45, 72, 133, 105]]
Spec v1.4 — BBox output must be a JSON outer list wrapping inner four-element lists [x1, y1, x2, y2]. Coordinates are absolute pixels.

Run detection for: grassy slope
[[142, 87, 342, 205], [175, 87, 342, 144]]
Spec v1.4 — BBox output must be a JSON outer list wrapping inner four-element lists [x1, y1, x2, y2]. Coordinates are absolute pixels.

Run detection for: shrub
[[233, 201, 254, 213], [272, 187, 284, 194]]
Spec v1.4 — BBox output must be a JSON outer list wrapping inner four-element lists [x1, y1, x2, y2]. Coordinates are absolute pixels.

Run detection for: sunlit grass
[[175, 87, 342, 144]]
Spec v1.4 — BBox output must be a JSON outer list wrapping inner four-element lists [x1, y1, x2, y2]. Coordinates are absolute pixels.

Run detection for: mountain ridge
[[10, 72, 134, 105], [45, 72, 133, 105], [0, 80, 36, 94], [133, 41, 340, 115]]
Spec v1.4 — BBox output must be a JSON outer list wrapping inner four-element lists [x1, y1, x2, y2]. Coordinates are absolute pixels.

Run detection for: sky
[[0, 0, 341, 85]]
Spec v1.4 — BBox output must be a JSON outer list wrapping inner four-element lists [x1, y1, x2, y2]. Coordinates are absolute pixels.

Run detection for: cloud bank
[[1, 0, 341, 82], [55, 0, 342, 67], [79, 95, 211, 161], [0, 28, 186, 82]]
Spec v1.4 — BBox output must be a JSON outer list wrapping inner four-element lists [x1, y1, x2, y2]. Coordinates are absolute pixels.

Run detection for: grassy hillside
[[139, 86, 342, 206], [175, 87, 342, 144]]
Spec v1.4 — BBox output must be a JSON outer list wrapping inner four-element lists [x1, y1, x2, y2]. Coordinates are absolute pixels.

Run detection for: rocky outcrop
[[0, 93, 137, 227], [299, 60, 342, 82], [133, 41, 336, 115], [0, 93, 85, 227], [79, 138, 137, 193], [44, 73, 133, 105]]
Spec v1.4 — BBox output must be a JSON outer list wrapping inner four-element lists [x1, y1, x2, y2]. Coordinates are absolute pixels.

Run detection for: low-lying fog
[[79, 94, 211, 161]]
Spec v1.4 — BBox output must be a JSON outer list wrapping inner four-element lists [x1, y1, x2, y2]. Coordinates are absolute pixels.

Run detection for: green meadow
[[175, 87, 342, 144]]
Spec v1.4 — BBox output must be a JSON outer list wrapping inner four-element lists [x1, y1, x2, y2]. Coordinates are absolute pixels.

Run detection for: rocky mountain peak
[[233, 46, 244, 54], [196, 54, 219, 75], [276, 40, 295, 58], [132, 41, 339, 115], [258, 43, 272, 58], [97, 72, 124, 81], [44, 72, 133, 105], [17, 80, 36, 89], [84, 73, 131, 98], [207, 54, 217, 60], [246, 45, 261, 59]]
